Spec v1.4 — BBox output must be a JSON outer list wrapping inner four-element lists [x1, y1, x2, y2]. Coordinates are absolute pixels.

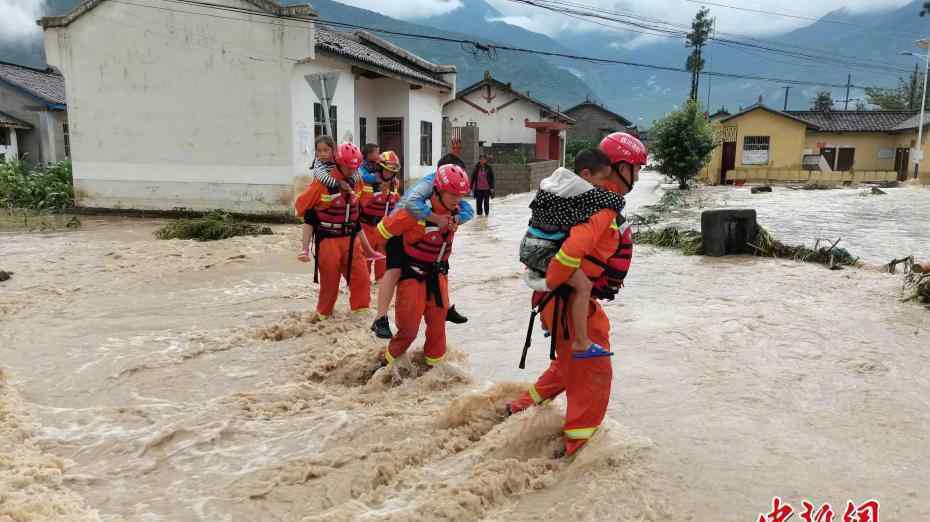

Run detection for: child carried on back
[[520, 149, 626, 355]]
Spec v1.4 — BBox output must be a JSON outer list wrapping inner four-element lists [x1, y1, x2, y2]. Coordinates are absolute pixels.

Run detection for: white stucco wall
[[43, 0, 315, 213], [407, 86, 446, 180], [442, 84, 544, 145], [356, 77, 409, 180], [291, 57, 356, 176]]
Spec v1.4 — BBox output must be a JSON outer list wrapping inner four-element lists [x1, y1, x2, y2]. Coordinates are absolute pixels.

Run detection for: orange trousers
[[509, 294, 613, 456], [362, 223, 387, 282], [386, 274, 448, 366], [315, 235, 371, 317]]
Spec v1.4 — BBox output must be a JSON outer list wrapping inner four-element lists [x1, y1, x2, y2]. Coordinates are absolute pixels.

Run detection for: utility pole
[[911, 63, 919, 110], [844, 73, 852, 111], [706, 17, 716, 109], [783, 86, 791, 110]]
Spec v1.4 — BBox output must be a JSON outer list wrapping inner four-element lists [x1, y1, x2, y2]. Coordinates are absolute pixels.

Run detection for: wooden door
[[721, 142, 736, 184], [895, 148, 910, 181]]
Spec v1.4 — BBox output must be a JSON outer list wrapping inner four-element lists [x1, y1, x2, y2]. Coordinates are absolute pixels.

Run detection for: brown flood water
[[1, 173, 929, 521]]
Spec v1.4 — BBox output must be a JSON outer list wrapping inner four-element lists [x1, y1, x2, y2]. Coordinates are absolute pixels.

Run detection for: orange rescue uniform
[[510, 180, 625, 456], [376, 199, 457, 366], [360, 183, 400, 281], [294, 172, 371, 318]]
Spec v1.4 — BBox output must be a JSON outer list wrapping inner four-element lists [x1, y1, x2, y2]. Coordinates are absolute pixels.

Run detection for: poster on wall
[[742, 150, 769, 165]]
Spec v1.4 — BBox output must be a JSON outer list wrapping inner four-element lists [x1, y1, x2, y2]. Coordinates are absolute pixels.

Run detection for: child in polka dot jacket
[[519, 149, 626, 354]]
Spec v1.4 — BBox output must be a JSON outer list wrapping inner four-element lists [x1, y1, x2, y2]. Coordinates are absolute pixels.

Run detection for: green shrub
[[0, 160, 74, 211], [154, 211, 273, 241]]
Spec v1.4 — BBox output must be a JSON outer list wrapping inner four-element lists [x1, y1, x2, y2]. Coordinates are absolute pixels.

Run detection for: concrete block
[[701, 209, 758, 257]]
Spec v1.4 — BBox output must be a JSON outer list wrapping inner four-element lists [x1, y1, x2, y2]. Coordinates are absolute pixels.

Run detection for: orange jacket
[[294, 170, 364, 217], [376, 195, 455, 247], [545, 179, 624, 290]]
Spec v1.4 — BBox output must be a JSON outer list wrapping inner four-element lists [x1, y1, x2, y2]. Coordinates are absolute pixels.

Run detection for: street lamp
[[901, 38, 930, 179]]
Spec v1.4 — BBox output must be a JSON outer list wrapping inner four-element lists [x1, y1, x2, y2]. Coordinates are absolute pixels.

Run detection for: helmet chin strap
[[613, 163, 635, 192]]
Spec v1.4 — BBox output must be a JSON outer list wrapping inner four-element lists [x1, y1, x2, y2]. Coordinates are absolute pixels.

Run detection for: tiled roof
[[0, 61, 66, 105], [312, 30, 452, 90], [890, 113, 930, 132], [786, 110, 916, 132], [0, 110, 32, 129], [565, 101, 632, 126], [454, 75, 575, 123], [720, 104, 815, 127], [40, 0, 315, 28]]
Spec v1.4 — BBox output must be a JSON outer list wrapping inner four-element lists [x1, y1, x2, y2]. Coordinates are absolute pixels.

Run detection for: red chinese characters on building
[[759, 497, 794, 522], [800, 500, 835, 522], [843, 500, 880, 522]]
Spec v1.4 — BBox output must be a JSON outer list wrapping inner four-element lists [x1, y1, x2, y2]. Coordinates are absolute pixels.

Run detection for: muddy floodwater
[[2, 173, 929, 521]]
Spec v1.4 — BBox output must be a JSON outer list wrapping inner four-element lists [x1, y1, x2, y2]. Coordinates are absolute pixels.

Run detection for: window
[[359, 117, 367, 146], [63, 123, 71, 158], [313, 103, 337, 139], [466, 121, 478, 127], [820, 147, 855, 171], [742, 136, 770, 165], [420, 121, 432, 166], [0, 128, 9, 146]]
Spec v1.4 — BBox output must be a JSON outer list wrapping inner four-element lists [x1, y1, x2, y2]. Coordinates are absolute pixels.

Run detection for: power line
[[107, 0, 897, 92], [503, 0, 913, 74], [685, 0, 927, 39]]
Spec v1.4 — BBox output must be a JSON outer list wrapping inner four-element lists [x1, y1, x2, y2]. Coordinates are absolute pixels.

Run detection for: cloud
[[481, 0, 912, 39], [0, 0, 44, 42], [336, 0, 463, 20]]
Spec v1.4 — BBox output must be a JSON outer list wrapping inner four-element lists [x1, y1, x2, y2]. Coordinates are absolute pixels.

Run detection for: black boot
[[446, 305, 468, 324], [371, 316, 393, 339]]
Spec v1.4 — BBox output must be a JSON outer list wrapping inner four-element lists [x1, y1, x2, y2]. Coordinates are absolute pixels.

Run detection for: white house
[[442, 72, 573, 162], [39, 0, 455, 213]]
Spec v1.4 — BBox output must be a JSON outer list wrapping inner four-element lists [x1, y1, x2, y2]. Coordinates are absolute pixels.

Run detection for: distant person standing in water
[[471, 155, 495, 216]]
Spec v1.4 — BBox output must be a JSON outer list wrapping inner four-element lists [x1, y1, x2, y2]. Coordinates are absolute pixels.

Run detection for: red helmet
[[599, 132, 647, 166], [434, 164, 470, 196], [335, 142, 363, 169]]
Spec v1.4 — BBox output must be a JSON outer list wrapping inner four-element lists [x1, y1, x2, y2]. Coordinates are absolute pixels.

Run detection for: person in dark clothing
[[437, 139, 467, 170], [471, 155, 495, 216]]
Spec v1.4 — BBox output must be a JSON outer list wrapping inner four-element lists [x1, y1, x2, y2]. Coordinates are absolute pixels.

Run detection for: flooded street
[[2, 173, 930, 521], [662, 181, 930, 262]]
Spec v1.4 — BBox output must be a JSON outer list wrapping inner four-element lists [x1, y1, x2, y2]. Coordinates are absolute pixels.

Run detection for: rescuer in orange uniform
[[375, 164, 471, 367], [360, 151, 401, 282], [295, 142, 373, 320], [508, 132, 647, 457]]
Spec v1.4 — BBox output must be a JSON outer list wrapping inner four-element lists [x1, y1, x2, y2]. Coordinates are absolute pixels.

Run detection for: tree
[[855, 101, 867, 111], [812, 90, 834, 112], [650, 100, 715, 190], [685, 8, 714, 102], [865, 65, 928, 110], [922, 2, 930, 16]]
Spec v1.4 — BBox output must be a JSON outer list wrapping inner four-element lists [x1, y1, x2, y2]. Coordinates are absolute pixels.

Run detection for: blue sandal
[[573, 344, 614, 359]]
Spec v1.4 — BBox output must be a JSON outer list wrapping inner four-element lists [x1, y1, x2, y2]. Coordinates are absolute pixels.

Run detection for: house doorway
[[721, 142, 736, 184], [378, 117, 404, 189], [895, 148, 910, 181]]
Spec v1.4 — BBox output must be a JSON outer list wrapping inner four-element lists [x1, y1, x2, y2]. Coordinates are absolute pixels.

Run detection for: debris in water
[[633, 227, 704, 255], [0, 270, 11, 282], [750, 185, 773, 194], [154, 211, 273, 241], [870, 187, 887, 196]]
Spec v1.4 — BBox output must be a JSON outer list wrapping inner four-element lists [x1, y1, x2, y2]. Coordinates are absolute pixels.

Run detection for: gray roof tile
[[785, 110, 916, 133], [313, 30, 451, 89], [0, 62, 66, 105]]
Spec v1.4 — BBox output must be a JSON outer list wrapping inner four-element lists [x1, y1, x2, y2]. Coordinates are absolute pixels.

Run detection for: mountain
[[4, 0, 930, 123], [0, 0, 594, 108]]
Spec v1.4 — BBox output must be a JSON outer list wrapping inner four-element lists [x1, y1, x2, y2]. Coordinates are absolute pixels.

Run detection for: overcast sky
[[337, 0, 914, 43], [1, 0, 917, 45]]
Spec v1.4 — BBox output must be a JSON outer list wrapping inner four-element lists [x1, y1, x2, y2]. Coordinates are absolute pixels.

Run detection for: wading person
[[360, 151, 401, 282], [295, 142, 374, 320], [375, 165, 470, 367], [369, 156, 475, 339], [471, 155, 495, 217], [508, 132, 646, 457]]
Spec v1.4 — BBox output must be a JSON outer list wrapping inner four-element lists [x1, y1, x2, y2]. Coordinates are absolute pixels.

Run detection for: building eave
[[38, 0, 317, 29]]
